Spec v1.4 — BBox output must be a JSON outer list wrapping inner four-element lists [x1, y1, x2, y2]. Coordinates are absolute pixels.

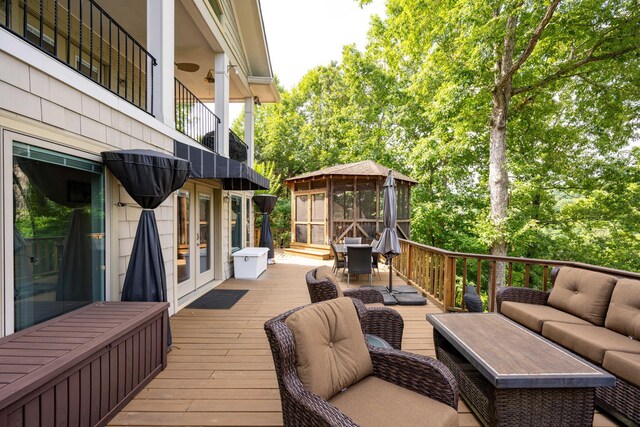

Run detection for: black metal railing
[[175, 78, 220, 152], [229, 129, 248, 163], [1, 0, 156, 115]]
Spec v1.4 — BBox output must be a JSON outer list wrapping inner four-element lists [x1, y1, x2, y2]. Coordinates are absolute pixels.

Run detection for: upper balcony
[[0, 0, 156, 115]]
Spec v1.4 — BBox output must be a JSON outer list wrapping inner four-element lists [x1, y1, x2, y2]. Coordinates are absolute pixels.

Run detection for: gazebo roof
[[285, 160, 418, 185]]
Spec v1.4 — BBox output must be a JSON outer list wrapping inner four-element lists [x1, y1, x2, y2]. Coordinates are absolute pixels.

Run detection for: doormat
[[187, 289, 249, 309]]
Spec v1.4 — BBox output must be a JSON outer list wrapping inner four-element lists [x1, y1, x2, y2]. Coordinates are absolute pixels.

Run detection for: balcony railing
[[1, 0, 156, 115], [393, 238, 640, 312], [175, 78, 220, 152]]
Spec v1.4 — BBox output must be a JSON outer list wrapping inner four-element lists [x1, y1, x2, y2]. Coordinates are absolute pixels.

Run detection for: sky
[[260, 0, 386, 90], [230, 0, 386, 121]]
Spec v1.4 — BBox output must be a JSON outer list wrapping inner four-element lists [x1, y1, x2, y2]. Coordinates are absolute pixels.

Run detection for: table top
[[427, 313, 615, 389], [334, 244, 380, 254]]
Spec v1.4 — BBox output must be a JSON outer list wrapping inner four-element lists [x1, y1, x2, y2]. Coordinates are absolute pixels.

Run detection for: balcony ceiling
[[98, 0, 277, 103]]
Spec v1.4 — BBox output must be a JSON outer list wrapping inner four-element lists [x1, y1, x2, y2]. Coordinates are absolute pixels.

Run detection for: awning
[[174, 141, 269, 191]]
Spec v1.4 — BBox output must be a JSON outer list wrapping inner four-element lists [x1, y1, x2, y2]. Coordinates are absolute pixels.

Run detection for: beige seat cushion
[[542, 321, 640, 364], [284, 297, 372, 399], [547, 267, 617, 326], [603, 351, 640, 387], [329, 376, 459, 427], [501, 301, 590, 333], [316, 266, 343, 297], [604, 279, 640, 340]]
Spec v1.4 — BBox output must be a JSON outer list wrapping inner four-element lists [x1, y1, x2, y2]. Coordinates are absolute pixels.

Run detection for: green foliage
[[244, 0, 640, 273]]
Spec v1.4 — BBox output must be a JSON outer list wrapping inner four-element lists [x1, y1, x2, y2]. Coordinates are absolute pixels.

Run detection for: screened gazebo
[[284, 161, 417, 251]]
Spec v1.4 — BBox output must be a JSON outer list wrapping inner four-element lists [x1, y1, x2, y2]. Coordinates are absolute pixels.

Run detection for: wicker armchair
[[306, 267, 404, 349], [264, 298, 459, 427]]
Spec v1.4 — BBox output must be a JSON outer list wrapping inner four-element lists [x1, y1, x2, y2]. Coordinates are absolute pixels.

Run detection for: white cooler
[[232, 247, 269, 279]]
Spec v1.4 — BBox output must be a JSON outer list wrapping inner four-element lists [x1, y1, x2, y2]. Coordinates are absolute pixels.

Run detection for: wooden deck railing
[[394, 238, 640, 312]]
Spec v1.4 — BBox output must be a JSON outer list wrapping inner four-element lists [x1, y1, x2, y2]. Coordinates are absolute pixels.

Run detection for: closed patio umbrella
[[102, 150, 191, 346], [252, 195, 277, 263], [377, 170, 401, 292]]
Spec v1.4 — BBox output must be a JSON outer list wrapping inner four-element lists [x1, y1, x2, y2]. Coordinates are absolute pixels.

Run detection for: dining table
[[333, 243, 381, 255]]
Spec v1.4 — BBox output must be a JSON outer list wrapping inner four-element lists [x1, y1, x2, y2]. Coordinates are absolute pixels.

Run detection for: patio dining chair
[[347, 245, 373, 285], [264, 297, 459, 427], [330, 241, 346, 276], [305, 266, 404, 349], [344, 236, 362, 244]]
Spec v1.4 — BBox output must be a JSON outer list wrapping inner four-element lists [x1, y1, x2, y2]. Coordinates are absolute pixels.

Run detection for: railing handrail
[[398, 238, 640, 280]]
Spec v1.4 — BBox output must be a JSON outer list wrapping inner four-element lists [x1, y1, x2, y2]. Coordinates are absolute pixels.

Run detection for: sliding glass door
[[6, 139, 105, 333]]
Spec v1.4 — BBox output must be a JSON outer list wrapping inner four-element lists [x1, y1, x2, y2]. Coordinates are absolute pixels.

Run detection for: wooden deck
[[109, 252, 621, 426]]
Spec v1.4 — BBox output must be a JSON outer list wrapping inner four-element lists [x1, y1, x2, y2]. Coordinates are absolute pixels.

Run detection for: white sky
[[230, 0, 386, 121], [260, 0, 386, 89]]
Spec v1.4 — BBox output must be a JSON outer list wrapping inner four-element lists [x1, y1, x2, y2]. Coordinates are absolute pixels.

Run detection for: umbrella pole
[[388, 257, 393, 293]]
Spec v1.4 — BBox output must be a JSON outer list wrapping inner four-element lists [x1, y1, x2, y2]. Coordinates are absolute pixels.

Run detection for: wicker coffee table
[[427, 313, 615, 427]]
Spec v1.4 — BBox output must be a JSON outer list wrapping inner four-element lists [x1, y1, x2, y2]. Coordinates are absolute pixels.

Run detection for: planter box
[[232, 247, 269, 279], [0, 301, 168, 426]]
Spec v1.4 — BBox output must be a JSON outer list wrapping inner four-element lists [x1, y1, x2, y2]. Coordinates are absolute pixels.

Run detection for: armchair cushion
[[501, 301, 590, 333], [284, 297, 373, 400], [315, 265, 343, 297], [329, 376, 459, 427], [605, 279, 640, 340], [547, 267, 617, 326]]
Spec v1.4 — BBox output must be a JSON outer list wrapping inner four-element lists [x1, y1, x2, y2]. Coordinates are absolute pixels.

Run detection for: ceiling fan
[[175, 62, 200, 72]]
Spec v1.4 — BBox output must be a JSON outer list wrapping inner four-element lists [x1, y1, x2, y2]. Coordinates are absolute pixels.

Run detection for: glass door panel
[[198, 193, 211, 274], [11, 142, 105, 332], [177, 188, 196, 299]]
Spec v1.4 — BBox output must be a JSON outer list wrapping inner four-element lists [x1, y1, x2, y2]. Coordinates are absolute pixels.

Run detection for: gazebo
[[284, 161, 417, 256]]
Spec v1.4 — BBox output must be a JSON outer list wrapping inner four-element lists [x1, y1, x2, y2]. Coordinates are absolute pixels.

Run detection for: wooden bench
[[0, 301, 169, 426]]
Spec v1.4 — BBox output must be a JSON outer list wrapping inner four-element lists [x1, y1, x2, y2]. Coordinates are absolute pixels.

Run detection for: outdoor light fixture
[[227, 64, 238, 75], [253, 96, 261, 106], [204, 69, 215, 84]]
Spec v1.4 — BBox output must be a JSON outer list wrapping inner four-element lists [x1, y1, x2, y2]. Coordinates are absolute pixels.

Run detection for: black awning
[[175, 141, 270, 191]]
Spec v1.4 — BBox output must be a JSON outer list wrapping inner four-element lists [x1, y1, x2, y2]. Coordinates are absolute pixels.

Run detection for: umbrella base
[[379, 286, 427, 306]]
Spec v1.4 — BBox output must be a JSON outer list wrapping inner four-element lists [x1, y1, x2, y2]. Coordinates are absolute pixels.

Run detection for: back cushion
[[547, 267, 617, 326], [605, 279, 640, 340], [284, 297, 372, 399], [316, 266, 343, 297]]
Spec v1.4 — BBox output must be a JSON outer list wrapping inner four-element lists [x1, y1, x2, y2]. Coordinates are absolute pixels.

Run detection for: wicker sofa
[[306, 266, 404, 350], [497, 266, 640, 426]]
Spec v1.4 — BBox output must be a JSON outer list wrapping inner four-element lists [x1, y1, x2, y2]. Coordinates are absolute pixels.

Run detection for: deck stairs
[[284, 243, 332, 260]]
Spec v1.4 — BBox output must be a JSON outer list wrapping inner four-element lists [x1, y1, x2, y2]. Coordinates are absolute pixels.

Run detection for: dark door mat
[[186, 289, 249, 309]]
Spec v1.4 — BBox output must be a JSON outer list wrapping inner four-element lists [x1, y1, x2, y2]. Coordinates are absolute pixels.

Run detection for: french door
[[177, 183, 215, 299]]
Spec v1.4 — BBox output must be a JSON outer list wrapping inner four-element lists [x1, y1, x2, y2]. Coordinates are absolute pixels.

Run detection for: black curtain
[[252, 195, 277, 260], [16, 159, 94, 302], [102, 150, 190, 345]]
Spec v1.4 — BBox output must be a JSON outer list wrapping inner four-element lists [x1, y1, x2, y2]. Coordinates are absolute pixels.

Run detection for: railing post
[[406, 242, 412, 282], [443, 256, 456, 312]]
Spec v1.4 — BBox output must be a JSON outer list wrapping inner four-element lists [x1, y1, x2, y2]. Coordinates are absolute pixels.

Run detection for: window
[[245, 198, 251, 247], [231, 195, 242, 253], [11, 142, 105, 332]]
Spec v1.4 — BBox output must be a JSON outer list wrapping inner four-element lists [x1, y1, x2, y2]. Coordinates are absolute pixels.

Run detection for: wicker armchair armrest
[[369, 348, 458, 409], [363, 307, 404, 350], [496, 286, 550, 313], [343, 288, 384, 304]]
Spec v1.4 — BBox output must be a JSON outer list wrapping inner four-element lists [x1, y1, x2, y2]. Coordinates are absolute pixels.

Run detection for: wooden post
[[443, 256, 456, 312], [406, 242, 413, 281]]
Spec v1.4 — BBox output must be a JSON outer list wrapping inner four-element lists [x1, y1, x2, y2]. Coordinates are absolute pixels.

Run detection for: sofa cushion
[[603, 351, 640, 388], [284, 297, 372, 400], [547, 267, 617, 326], [605, 279, 640, 340], [316, 266, 343, 297], [501, 301, 590, 333], [542, 321, 640, 364], [329, 376, 459, 427]]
